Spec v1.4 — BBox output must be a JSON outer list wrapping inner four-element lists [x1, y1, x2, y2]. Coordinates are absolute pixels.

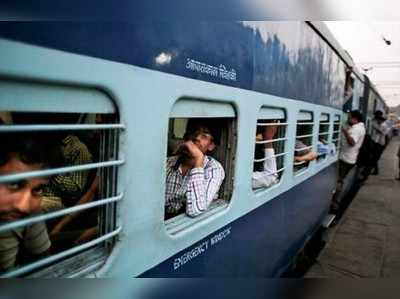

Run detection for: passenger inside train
[[48, 114, 115, 246], [165, 123, 225, 219], [0, 111, 119, 273], [294, 140, 317, 163], [294, 117, 317, 173], [252, 124, 279, 189], [0, 133, 60, 272]]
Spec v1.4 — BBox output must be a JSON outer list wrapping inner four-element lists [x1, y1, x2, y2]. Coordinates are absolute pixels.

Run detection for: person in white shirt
[[252, 124, 279, 189], [332, 110, 366, 213], [339, 110, 366, 182], [252, 124, 317, 189], [370, 111, 389, 175]]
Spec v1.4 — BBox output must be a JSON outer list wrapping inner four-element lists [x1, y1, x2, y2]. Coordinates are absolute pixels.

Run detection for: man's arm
[[342, 127, 355, 146], [252, 148, 278, 189], [185, 161, 225, 217], [372, 121, 385, 134], [50, 177, 99, 237], [295, 151, 317, 162]]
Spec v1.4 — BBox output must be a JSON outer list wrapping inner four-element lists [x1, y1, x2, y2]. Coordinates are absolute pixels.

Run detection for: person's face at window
[[0, 156, 47, 221], [192, 133, 215, 154]]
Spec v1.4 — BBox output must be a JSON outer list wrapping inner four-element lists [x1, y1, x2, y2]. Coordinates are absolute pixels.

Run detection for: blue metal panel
[[0, 22, 345, 109], [140, 164, 336, 277], [0, 80, 115, 113], [0, 34, 343, 278]]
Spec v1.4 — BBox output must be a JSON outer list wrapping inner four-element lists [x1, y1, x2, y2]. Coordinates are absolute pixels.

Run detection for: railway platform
[[306, 137, 400, 278]]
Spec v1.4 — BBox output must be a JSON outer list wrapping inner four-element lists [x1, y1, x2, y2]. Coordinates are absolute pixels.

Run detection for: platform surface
[[306, 137, 400, 278]]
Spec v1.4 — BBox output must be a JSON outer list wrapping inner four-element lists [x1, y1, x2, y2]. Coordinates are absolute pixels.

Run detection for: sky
[[325, 22, 400, 107]]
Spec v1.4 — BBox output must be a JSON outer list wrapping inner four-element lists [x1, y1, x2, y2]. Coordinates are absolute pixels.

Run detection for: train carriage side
[[0, 21, 351, 277]]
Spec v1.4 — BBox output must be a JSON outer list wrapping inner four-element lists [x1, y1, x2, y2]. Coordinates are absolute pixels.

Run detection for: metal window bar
[[297, 122, 315, 125], [318, 120, 329, 160], [295, 120, 313, 171], [294, 145, 313, 152], [270, 167, 286, 175], [0, 124, 125, 132], [256, 122, 288, 126], [105, 127, 118, 249], [0, 226, 122, 278], [255, 120, 287, 181], [0, 193, 123, 234], [109, 128, 119, 248], [276, 123, 286, 176], [253, 151, 288, 163], [296, 133, 314, 139], [333, 118, 341, 150], [318, 117, 330, 152], [104, 129, 112, 241], [0, 160, 124, 184], [98, 128, 107, 238], [256, 137, 287, 144]]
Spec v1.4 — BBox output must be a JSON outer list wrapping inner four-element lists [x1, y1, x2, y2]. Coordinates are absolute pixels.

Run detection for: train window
[[0, 83, 122, 277], [165, 99, 236, 221], [294, 111, 314, 174], [317, 113, 330, 161], [332, 114, 342, 153], [252, 107, 287, 190]]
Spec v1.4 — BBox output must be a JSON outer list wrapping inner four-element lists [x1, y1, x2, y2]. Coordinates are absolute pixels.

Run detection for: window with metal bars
[[294, 111, 314, 173], [252, 107, 287, 190], [317, 113, 331, 161], [0, 112, 123, 278], [332, 114, 342, 153], [165, 99, 236, 221]]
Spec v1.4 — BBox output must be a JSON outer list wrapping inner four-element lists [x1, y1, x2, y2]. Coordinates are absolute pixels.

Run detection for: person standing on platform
[[331, 110, 366, 213], [370, 111, 389, 175]]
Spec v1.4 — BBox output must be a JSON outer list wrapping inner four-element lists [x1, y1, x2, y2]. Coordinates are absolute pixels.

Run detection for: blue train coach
[[0, 20, 372, 277]]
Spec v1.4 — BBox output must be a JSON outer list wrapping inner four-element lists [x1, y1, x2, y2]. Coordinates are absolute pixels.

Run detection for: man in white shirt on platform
[[339, 110, 366, 182], [331, 110, 366, 213], [370, 111, 389, 175]]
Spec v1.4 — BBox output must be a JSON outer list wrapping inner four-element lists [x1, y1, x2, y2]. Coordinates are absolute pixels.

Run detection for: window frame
[[317, 113, 331, 162], [293, 110, 315, 175], [252, 106, 288, 193], [0, 80, 122, 278], [164, 99, 237, 236], [332, 114, 342, 154]]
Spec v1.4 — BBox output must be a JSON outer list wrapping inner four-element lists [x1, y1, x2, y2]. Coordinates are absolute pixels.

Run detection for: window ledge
[[27, 247, 107, 278], [165, 200, 229, 236]]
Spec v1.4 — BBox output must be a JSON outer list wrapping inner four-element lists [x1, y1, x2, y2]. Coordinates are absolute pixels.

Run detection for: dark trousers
[[331, 160, 355, 213], [371, 143, 385, 173], [338, 160, 355, 183]]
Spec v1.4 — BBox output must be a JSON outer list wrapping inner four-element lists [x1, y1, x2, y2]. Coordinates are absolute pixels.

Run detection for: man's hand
[[178, 141, 204, 168], [263, 125, 278, 141], [341, 127, 355, 146]]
